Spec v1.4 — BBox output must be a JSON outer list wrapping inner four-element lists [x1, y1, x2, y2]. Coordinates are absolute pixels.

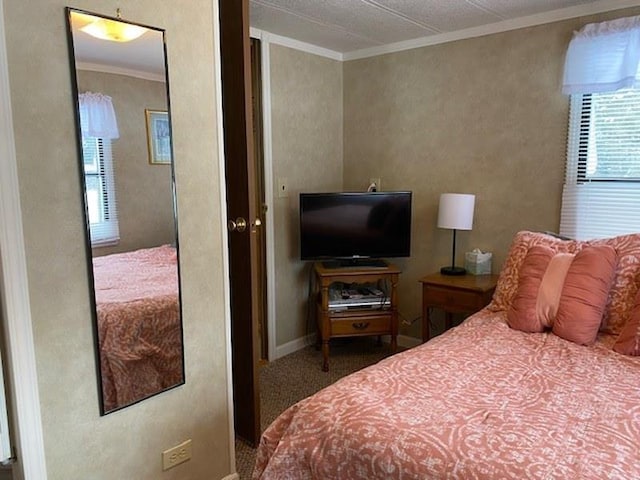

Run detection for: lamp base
[[440, 266, 466, 276]]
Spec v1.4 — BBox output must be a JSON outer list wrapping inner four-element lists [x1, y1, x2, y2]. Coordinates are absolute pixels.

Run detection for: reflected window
[[82, 136, 119, 245], [78, 92, 120, 246]]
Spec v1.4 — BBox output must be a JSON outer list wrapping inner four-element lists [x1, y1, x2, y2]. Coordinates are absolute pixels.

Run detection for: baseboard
[[275, 334, 316, 359], [221, 473, 240, 480], [397, 334, 422, 348], [275, 333, 421, 359]]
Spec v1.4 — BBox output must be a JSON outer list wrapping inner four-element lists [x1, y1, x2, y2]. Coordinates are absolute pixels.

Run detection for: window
[[78, 91, 120, 247], [82, 135, 119, 246], [560, 89, 640, 240], [576, 89, 640, 181], [560, 15, 640, 240]]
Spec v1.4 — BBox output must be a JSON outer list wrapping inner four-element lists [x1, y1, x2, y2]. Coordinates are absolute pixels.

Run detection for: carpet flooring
[[235, 337, 400, 479]]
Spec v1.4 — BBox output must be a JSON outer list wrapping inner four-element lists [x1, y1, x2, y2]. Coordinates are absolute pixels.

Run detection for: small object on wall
[[145, 109, 172, 164], [465, 249, 492, 275]]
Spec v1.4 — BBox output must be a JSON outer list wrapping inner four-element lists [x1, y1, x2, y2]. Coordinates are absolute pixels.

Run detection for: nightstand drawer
[[425, 286, 481, 312], [331, 316, 391, 336]]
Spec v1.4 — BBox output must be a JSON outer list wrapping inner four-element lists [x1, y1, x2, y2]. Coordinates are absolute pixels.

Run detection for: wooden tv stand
[[313, 261, 400, 372]]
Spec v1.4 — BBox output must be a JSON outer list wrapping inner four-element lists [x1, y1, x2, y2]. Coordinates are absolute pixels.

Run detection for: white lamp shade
[[437, 193, 475, 230]]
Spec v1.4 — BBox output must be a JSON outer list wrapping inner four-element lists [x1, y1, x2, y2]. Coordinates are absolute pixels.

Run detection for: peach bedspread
[[93, 245, 183, 412], [254, 309, 640, 479]]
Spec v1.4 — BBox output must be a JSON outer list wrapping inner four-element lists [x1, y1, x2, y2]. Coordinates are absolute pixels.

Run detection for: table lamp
[[437, 193, 475, 276]]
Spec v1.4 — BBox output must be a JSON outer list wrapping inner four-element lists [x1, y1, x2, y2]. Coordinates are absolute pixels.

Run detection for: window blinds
[[81, 136, 119, 246], [560, 92, 640, 240]]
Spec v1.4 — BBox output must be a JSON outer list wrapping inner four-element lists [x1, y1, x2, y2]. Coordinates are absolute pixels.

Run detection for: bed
[[253, 231, 640, 479], [92, 245, 183, 412]]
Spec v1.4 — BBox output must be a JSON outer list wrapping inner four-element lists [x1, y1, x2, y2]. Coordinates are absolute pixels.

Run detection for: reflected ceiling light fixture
[[81, 9, 147, 43], [437, 193, 475, 276]]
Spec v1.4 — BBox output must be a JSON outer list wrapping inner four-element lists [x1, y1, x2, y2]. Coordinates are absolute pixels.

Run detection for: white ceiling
[[249, 0, 626, 54], [69, 11, 166, 81], [70, 0, 631, 78]]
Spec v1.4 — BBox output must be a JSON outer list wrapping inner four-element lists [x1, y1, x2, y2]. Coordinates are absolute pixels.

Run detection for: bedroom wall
[[4, 1, 233, 479], [77, 70, 175, 256], [270, 44, 343, 349], [342, 6, 640, 339]]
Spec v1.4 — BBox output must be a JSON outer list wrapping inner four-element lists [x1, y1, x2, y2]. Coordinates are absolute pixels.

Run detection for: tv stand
[[322, 258, 388, 269], [313, 262, 400, 371]]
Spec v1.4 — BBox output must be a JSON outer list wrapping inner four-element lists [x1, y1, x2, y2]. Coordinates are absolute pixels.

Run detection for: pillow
[[585, 233, 640, 335], [492, 231, 640, 337], [613, 289, 640, 356], [490, 231, 580, 312], [507, 246, 573, 332], [553, 245, 617, 345]]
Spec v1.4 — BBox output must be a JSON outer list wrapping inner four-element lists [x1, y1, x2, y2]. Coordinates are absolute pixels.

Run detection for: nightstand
[[419, 272, 499, 342], [314, 262, 400, 372]]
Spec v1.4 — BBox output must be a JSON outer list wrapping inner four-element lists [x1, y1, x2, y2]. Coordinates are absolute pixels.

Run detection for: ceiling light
[[81, 18, 147, 43]]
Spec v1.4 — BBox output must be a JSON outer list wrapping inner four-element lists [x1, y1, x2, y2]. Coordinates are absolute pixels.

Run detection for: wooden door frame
[[249, 29, 276, 363]]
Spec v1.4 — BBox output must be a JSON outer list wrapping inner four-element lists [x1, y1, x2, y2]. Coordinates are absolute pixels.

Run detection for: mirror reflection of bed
[[67, 9, 184, 414]]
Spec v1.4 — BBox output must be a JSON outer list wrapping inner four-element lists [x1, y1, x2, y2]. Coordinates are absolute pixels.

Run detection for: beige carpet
[[235, 337, 400, 479]]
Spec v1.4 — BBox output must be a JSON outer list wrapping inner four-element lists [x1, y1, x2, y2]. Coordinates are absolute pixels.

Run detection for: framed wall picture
[[145, 109, 172, 164]]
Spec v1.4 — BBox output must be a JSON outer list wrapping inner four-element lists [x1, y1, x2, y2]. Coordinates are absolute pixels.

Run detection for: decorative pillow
[[553, 245, 617, 345], [491, 231, 640, 337], [613, 289, 640, 355], [585, 233, 640, 335], [490, 231, 580, 312], [507, 246, 574, 332]]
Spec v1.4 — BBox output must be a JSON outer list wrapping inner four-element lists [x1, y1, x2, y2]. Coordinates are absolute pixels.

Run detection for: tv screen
[[300, 191, 412, 262]]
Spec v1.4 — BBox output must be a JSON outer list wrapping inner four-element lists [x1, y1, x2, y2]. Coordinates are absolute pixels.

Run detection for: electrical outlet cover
[[162, 439, 192, 471], [369, 178, 381, 191]]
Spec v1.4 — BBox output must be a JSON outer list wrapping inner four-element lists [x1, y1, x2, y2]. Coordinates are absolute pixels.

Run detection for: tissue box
[[465, 250, 492, 275]]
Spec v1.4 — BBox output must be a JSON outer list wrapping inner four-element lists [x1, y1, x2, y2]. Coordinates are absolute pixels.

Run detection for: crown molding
[[343, 0, 640, 60], [250, 0, 639, 63], [75, 62, 166, 82], [250, 27, 343, 61]]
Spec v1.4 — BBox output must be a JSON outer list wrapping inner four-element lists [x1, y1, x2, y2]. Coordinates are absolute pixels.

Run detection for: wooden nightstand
[[314, 262, 400, 372], [419, 272, 499, 342]]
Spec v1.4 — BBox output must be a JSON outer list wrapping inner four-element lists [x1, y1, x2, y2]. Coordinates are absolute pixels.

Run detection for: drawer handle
[[352, 322, 370, 330]]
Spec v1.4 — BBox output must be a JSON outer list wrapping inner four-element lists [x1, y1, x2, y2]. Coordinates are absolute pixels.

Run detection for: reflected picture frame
[[145, 109, 172, 164]]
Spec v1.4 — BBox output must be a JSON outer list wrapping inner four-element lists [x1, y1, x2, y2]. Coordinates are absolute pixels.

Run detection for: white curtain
[[562, 15, 640, 95], [78, 92, 119, 139]]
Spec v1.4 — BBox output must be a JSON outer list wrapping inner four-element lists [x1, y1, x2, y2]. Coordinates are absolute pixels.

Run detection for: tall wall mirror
[[65, 8, 184, 414]]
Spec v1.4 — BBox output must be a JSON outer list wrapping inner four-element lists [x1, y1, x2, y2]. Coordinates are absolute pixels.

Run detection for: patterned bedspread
[[254, 309, 640, 479], [92, 245, 183, 412]]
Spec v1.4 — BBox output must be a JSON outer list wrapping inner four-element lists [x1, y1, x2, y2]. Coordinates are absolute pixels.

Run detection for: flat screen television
[[300, 191, 412, 266]]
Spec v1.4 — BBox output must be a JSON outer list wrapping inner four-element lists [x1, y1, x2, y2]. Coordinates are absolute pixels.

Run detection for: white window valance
[[562, 15, 640, 95], [78, 92, 119, 139]]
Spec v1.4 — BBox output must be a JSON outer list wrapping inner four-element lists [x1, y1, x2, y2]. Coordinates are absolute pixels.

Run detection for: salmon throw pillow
[[553, 245, 617, 345], [507, 246, 574, 332], [507, 245, 617, 345]]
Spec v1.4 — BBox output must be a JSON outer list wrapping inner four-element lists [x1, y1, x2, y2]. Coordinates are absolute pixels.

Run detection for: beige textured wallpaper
[[5, 1, 232, 479], [270, 44, 343, 348], [343, 7, 640, 338], [77, 70, 175, 256]]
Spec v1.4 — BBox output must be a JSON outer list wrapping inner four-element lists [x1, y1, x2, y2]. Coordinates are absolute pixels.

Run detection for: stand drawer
[[425, 286, 481, 312], [331, 315, 391, 336]]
